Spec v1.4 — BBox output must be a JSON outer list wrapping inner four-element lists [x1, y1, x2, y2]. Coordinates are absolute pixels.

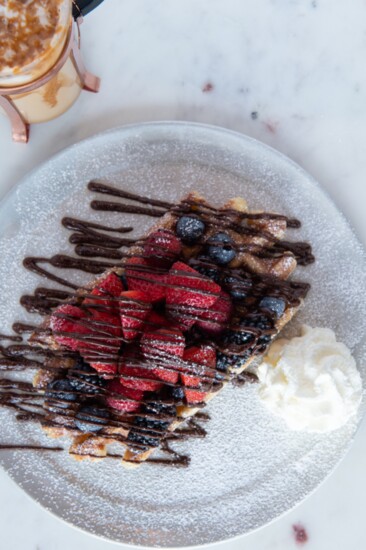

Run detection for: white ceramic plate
[[0, 122, 365, 547]]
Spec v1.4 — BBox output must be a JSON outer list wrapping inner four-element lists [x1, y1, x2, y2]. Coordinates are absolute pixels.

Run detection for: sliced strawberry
[[119, 352, 163, 392], [184, 388, 207, 403], [143, 311, 170, 331], [181, 345, 216, 403], [165, 302, 197, 331], [140, 327, 185, 384], [106, 379, 143, 412], [196, 291, 232, 335], [166, 262, 221, 312], [143, 229, 182, 268], [125, 256, 168, 302], [94, 272, 125, 297], [50, 304, 90, 351], [119, 290, 151, 340], [84, 272, 124, 313], [78, 306, 121, 377]]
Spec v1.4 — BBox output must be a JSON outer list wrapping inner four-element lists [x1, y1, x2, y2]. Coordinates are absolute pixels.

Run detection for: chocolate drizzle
[[0, 180, 314, 467]]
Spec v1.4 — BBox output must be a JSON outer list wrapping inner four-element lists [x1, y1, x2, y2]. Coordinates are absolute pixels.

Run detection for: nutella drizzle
[[0, 180, 313, 467]]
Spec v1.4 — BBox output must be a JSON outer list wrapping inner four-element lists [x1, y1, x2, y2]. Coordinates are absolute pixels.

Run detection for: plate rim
[[0, 120, 365, 547]]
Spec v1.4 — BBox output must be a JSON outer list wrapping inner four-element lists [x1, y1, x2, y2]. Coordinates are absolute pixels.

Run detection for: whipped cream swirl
[[257, 325, 362, 432]]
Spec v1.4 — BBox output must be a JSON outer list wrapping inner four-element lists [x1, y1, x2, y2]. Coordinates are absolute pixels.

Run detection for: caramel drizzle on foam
[[0, 181, 313, 465]]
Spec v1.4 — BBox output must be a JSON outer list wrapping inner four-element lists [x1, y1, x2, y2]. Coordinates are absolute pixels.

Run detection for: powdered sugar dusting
[[0, 123, 365, 546]]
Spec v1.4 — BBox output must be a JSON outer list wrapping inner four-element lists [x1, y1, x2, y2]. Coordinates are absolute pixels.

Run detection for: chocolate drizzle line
[[0, 180, 313, 466]]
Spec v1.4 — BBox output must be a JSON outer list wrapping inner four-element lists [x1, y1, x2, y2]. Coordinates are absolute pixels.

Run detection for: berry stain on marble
[[202, 82, 214, 93], [293, 524, 309, 545], [264, 120, 279, 134]]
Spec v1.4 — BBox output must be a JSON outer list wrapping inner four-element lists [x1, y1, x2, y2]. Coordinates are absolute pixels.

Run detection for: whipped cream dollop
[[257, 325, 362, 432]]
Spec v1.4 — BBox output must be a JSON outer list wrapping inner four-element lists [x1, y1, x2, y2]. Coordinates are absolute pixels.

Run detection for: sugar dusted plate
[[0, 122, 365, 546]]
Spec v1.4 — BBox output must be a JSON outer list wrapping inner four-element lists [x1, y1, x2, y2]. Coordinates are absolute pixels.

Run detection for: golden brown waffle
[[30, 191, 312, 466]]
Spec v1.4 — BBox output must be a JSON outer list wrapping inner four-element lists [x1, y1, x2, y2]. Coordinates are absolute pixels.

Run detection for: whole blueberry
[[207, 233, 236, 265], [176, 216, 205, 244], [45, 379, 77, 403], [259, 296, 286, 319], [74, 404, 110, 433]]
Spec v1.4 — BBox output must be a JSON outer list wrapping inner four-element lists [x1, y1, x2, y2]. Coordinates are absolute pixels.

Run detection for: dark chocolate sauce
[[0, 180, 313, 466]]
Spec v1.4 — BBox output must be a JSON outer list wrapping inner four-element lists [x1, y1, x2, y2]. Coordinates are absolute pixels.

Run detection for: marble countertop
[[1, 1, 366, 548]]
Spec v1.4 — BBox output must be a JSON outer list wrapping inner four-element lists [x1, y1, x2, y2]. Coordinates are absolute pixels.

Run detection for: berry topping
[[119, 353, 163, 392], [196, 291, 232, 335], [50, 304, 90, 351], [143, 229, 182, 267], [93, 272, 125, 298], [140, 327, 185, 384], [79, 308, 121, 376], [171, 386, 185, 402], [222, 326, 255, 347], [176, 215, 205, 244], [125, 256, 168, 302], [222, 274, 252, 301], [106, 379, 143, 412], [241, 313, 273, 331], [50, 302, 121, 377], [127, 429, 160, 448], [167, 261, 221, 310], [45, 379, 77, 402], [144, 311, 170, 330], [119, 290, 151, 340], [189, 256, 221, 283], [181, 345, 216, 403], [84, 272, 125, 312], [165, 302, 197, 331], [216, 351, 251, 372], [68, 359, 108, 395], [207, 233, 236, 265], [259, 296, 286, 318], [134, 402, 176, 433], [74, 404, 110, 433]]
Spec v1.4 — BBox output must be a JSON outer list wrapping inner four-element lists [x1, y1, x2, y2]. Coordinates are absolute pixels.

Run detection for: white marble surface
[[1, 0, 366, 548]]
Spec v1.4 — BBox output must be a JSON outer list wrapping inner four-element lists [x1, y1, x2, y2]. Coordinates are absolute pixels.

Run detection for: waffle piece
[[30, 191, 313, 466]]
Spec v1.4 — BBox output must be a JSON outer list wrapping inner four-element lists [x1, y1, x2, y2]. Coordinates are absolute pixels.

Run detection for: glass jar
[[0, 0, 104, 142]]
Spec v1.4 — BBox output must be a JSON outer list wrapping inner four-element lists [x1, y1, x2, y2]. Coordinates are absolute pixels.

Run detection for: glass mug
[[0, 0, 104, 142]]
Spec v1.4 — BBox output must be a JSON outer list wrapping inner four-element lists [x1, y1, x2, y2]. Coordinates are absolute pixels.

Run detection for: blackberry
[[259, 296, 286, 319], [127, 429, 160, 448], [131, 401, 175, 441], [171, 386, 185, 402], [190, 256, 220, 283], [134, 415, 170, 433], [45, 379, 77, 403], [222, 327, 255, 347], [69, 360, 108, 395], [216, 352, 251, 372], [176, 216, 205, 243], [74, 404, 110, 433], [241, 314, 273, 331], [256, 334, 272, 353], [222, 274, 252, 301], [207, 233, 236, 265], [143, 401, 176, 417]]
